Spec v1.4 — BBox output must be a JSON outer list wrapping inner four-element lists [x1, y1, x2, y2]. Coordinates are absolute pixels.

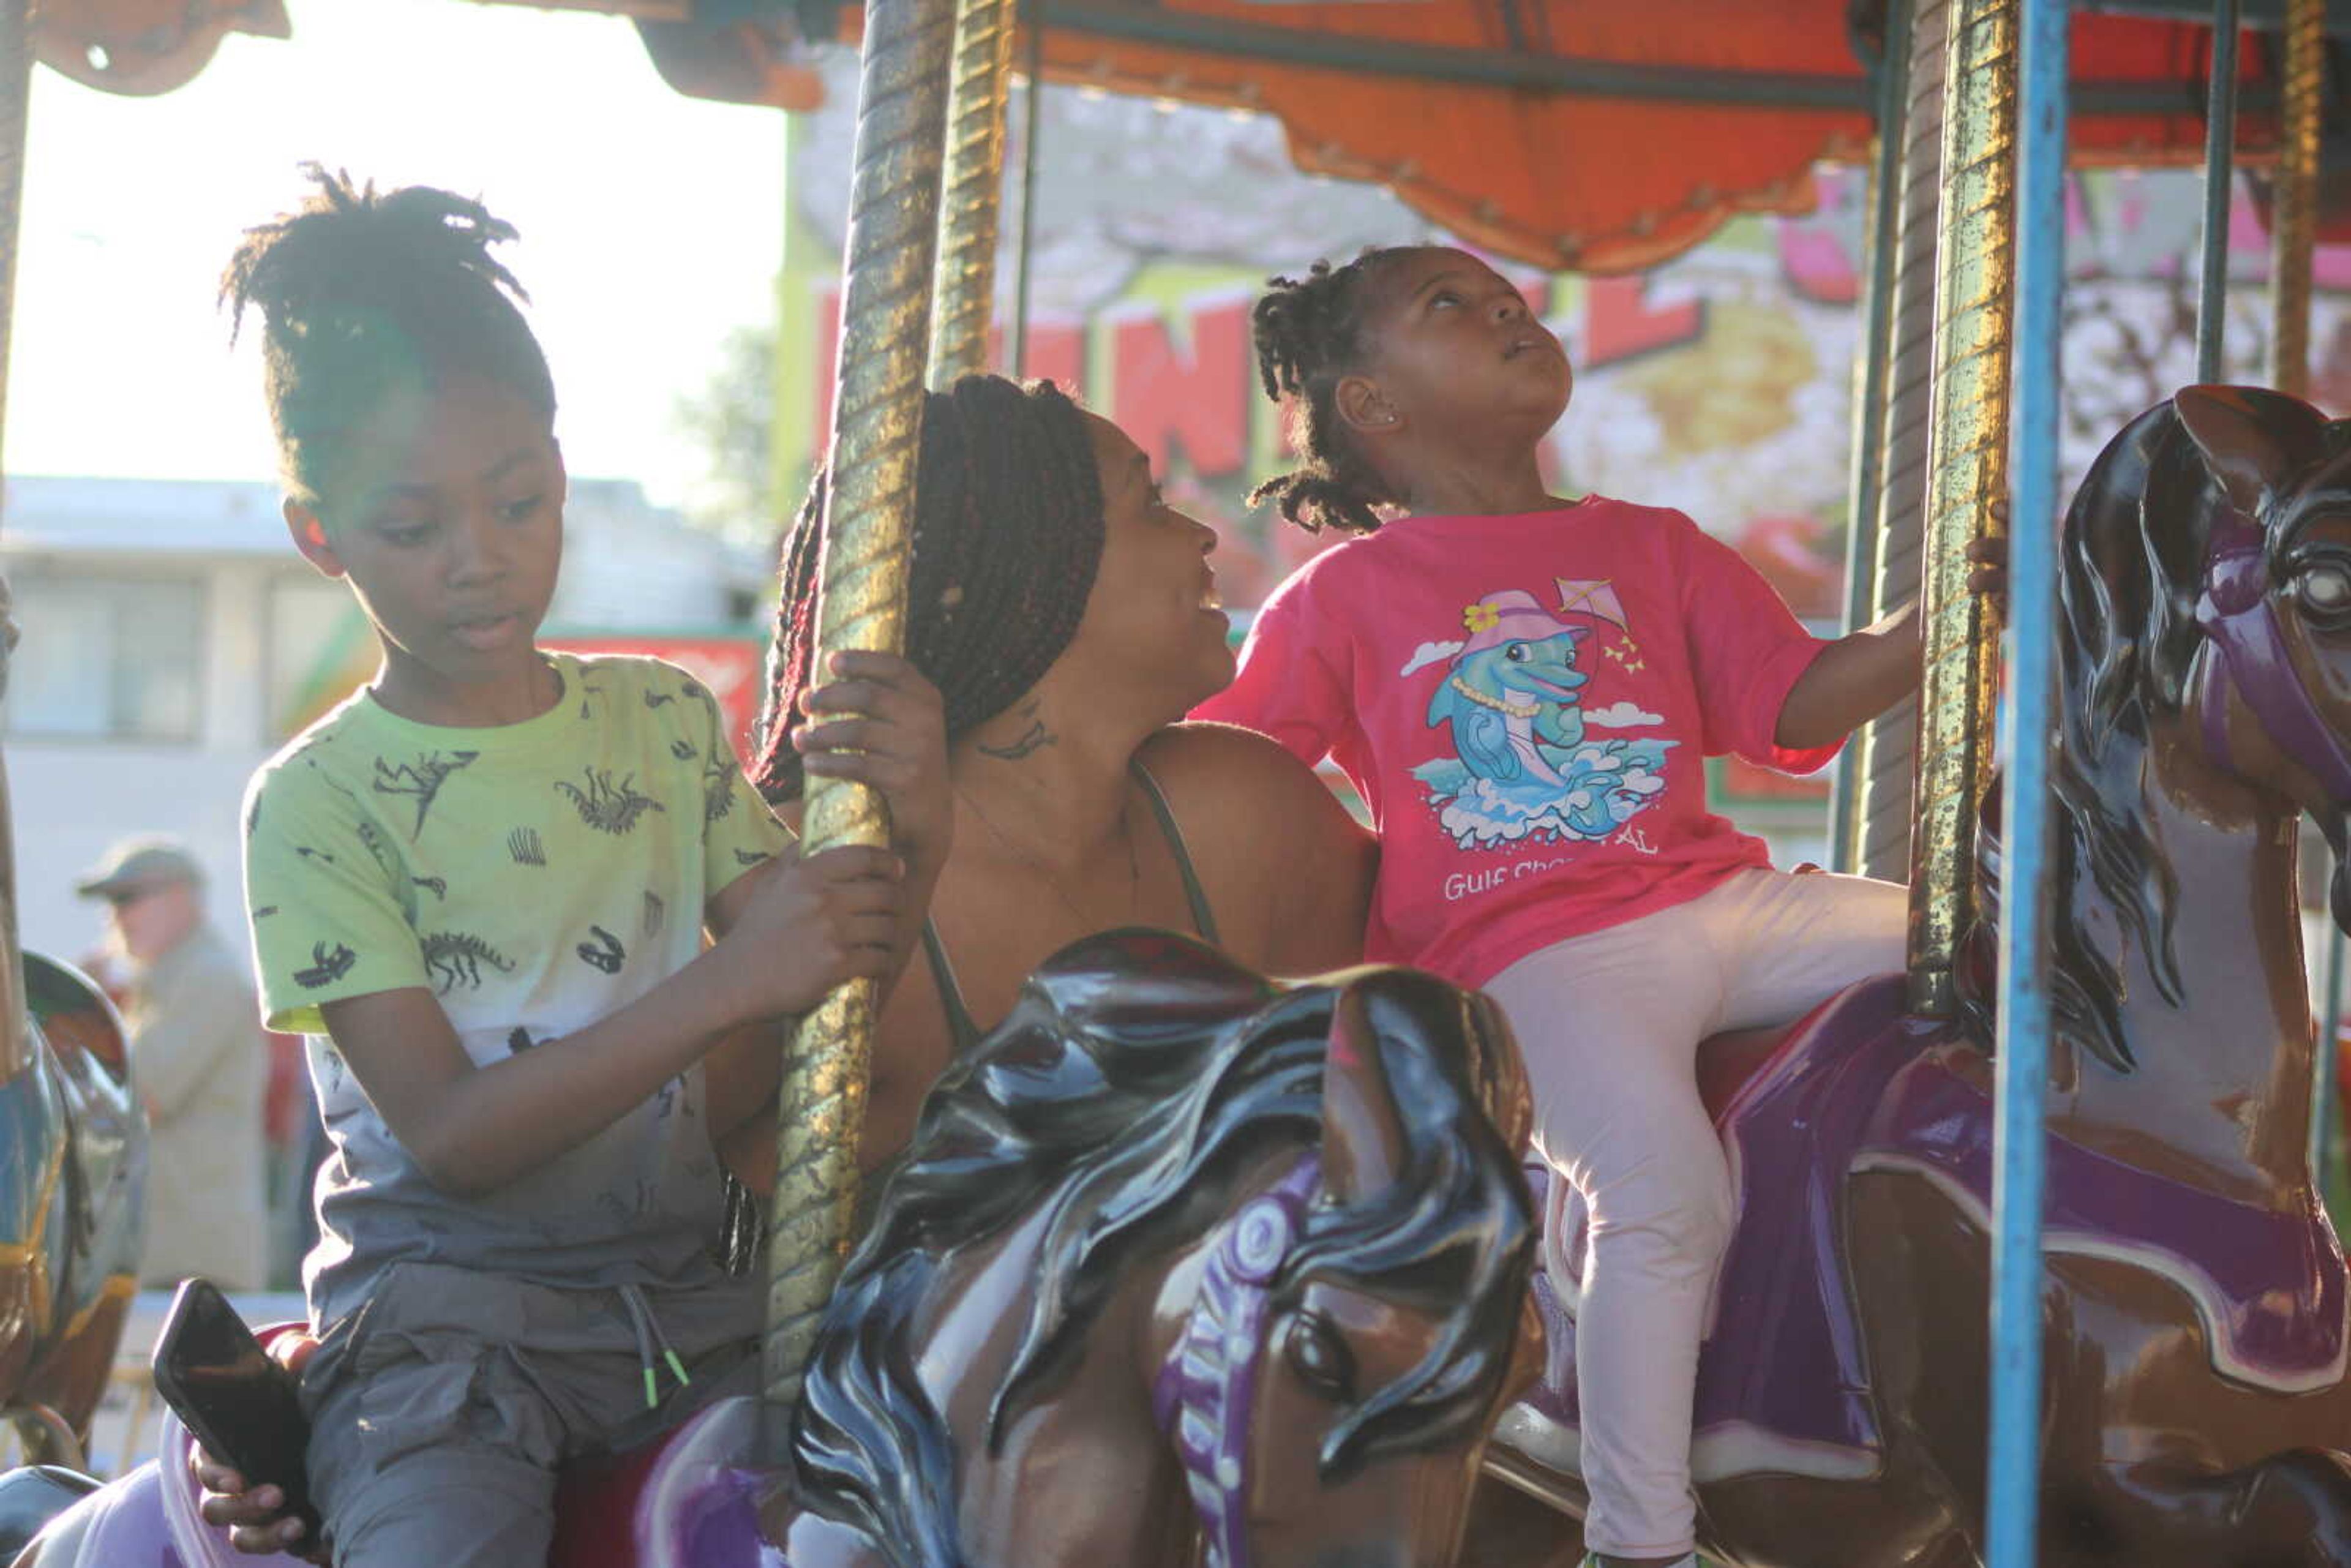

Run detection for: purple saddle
[[17, 1395, 782, 1568], [1497, 975, 2349, 1488]]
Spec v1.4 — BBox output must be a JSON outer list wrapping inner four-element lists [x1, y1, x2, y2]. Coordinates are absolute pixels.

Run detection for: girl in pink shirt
[[1194, 246, 1990, 1568]]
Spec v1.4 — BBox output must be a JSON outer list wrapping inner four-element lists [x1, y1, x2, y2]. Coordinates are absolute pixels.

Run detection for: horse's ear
[[1322, 986, 1411, 1204], [2173, 385, 2328, 515]]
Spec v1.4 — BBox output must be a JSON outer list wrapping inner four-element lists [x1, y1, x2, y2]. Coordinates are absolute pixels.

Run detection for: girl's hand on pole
[[1971, 499, 2011, 620], [1967, 538, 2009, 618]]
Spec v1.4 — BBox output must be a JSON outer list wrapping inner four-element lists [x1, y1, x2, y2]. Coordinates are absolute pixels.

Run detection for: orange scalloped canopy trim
[[1036, 39, 1858, 268], [840, 1, 2285, 273]]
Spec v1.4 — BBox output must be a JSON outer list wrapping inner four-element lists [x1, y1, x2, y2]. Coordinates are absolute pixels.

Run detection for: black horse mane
[[787, 929, 1534, 1568], [1961, 391, 2346, 1071]]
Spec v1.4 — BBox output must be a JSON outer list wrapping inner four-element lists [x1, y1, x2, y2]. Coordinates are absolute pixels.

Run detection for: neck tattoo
[[957, 781, 1140, 929], [977, 702, 1059, 762]]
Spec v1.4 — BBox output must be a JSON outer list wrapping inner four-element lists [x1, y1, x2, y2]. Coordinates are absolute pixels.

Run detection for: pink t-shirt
[[1193, 499, 1840, 986]]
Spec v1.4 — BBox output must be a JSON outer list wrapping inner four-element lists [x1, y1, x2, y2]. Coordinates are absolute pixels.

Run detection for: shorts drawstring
[[617, 1283, 694, 1410]]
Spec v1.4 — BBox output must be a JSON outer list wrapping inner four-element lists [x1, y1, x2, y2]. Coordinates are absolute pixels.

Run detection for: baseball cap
[[74, 836, 204, 901]]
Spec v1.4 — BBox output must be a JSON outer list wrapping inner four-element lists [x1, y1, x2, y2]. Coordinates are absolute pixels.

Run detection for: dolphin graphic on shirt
[[1426, 631, 1592, 787], [1411, 588, 1674, 850]]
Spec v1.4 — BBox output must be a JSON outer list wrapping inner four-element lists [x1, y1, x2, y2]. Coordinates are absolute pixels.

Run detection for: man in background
[[76, 836, 269, 1291]]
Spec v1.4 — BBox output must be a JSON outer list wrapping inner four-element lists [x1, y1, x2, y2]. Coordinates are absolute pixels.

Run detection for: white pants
[[1483, 868, 1905, 1560]]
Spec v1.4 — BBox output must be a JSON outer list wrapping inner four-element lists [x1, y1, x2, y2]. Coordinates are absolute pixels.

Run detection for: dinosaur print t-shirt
[[243, 651, 789, 1327], [1193, 500, 1839, 987]]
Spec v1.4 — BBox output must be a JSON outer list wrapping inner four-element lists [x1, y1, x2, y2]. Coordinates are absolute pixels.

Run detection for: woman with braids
[[197, 167, 947, 1567], [734, 370, 1374, 1187], [1193, 246, 2001, 1568]]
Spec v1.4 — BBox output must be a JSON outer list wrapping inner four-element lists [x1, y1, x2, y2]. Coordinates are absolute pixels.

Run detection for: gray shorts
[[299, 1262, 760, 1568]]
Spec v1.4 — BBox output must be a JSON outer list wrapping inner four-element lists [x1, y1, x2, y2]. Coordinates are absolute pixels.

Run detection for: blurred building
[[0, 475, 768, 959]]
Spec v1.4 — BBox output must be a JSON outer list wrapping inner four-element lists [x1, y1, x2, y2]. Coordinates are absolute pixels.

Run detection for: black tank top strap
[[920, 917, 986, 1055], [1130, 757, 1221, 947], [926, 758, 1223, 1050]]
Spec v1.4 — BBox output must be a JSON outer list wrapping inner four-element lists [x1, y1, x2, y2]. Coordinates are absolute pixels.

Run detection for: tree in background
[[674, 322, 784, 549]]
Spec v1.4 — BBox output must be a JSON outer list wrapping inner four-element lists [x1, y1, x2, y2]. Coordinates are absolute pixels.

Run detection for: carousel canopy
[[35, 0, 2343, 271]]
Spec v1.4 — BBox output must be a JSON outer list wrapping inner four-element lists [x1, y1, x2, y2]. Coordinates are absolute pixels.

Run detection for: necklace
[[956, 781, 1142, 929], [1448, 675, 1540, 719]]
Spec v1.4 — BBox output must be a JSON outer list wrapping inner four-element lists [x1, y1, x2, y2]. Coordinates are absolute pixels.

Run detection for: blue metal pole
[[1988, 0, 2066, 1562], [2195, 0, 2241, 383]]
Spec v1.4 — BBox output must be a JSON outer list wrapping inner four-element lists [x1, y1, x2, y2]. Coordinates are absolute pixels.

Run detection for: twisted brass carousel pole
[[1858, 0, 1952, 883], [0, 0, 32, 1084], [929, 0, 1016, 382], [1832, 0, 1916, 873], [762, 0, 955, 1445], [1907, 0, 2016, 1018]]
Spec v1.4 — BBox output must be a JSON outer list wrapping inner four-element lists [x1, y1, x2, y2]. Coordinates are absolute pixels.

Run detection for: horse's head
[[2064, 386, 2351, 840], [790, 933, 1535, 1568], [1149, 964, 1539, 1568], [2017, 387, 2351, 1072], [2165, 389, 2351, 901]]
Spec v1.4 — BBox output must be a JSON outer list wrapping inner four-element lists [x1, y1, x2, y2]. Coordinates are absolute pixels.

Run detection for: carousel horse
[[12, 929, 1539, 1568], [0, 950, 144, 1538], [1475, 384, 2351, 1567]]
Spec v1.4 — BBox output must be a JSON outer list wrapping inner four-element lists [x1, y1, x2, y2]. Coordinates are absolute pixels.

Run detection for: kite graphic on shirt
[[1408, 583, 1674, 849]]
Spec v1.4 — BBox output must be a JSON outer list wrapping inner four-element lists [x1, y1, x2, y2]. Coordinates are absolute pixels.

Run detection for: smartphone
[[150, 1276, 321, 1537]]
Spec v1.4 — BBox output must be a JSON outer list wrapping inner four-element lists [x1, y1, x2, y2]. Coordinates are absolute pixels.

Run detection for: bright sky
[[14, 0, 790, 506]]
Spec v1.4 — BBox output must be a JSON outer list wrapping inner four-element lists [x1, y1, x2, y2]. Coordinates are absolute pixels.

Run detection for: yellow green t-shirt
[[242, 651, 789, 1326]]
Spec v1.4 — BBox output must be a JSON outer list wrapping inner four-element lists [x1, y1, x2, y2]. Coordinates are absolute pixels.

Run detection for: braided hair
[[1247, 249, 1411, 536], [754, 374, 1105, 801], [220, 165, 556, 510]]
